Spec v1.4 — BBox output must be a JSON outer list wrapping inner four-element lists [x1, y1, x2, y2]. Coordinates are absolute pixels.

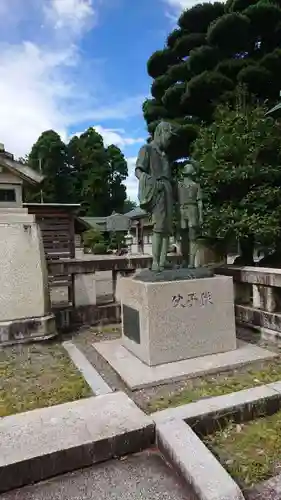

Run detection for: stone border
[[0, 314, 57, 347], [152, 384, 281, 427], [152, 383, 281, 500], [157, 419, 244, 500], [0, 392, 154, 494], [62, 341, 113, 396]]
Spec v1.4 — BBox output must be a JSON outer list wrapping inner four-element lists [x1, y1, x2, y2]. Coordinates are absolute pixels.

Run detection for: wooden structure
[[0, 145, 43, 209], [24, 203, 80, 305]]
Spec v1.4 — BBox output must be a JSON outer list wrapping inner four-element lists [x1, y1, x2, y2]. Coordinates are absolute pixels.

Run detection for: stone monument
[[177, 162, 203, 268], [118, 123, 236, 366], [95, 129, 275, 388], [0, 145, 56, 346], [135, 121, 174, 271]]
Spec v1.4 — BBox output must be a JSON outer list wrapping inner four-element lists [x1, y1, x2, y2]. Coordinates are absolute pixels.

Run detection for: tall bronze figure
[[177, 162, 203, 268], [135, 121, 174, 272]]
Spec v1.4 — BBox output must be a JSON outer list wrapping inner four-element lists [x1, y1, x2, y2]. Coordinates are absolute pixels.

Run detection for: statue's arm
[[197, 185, 203, 225], [135, 145, 150, 179]]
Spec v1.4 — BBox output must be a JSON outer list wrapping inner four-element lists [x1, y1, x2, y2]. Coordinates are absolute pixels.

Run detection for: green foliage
[[68, 127, 127, 216], [106, 144, 128, 214], [174, 33, 206, 58], [142, 98, 168, 123], [166, 28, 184, 48], [27, 130, 72, 203], [244, 2, 281, 40], [162, 83, 186, 113], [207, 13, 250, 54], [226, 0, 258, 11], [178, 2, 224, 32], [189, 45, 220, 75], [144, 0, 281, 163], [92, 242, 107, 255], [216, 58, 252, 81], [123, 198, 137, 213], [151, 74, 174, 100], [108, 231, 125, 250], [82, 228, 105, 250], [27, 127, 129, 217], [192, 100, 281, 249], [167, 61, 190, 83], [238, 65, 272, 98], [147, 48, 176, 79], [183, 71, 234, 119]]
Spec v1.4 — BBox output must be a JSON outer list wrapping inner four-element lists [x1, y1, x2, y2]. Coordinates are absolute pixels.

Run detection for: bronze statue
[[135, 121, 174, 272], [177, 162, 203, 268]]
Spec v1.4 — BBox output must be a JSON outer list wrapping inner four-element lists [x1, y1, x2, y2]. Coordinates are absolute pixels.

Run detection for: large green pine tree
[[27, 127, 129, 216], [106, 144, 128, 214], [68, 128, 128, 216], [27, 130, 72, 203], [68, 127, 109, 215], [144, 0, 281, 160]]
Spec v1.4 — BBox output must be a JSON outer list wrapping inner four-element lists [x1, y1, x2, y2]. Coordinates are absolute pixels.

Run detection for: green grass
[[147, 358, 281, 413], [204, 410, 281, 487], [0, 342, 92, 417]]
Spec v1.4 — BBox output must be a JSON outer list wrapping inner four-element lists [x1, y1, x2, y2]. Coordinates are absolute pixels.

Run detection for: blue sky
[[0, 0, 205, 200]]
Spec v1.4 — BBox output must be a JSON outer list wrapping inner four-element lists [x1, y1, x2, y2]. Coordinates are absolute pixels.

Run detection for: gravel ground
[[72, 324, 281, 413], [0, 450, 197, 500]]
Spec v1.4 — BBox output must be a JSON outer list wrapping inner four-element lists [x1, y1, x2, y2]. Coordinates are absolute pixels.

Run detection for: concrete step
[[0, 392, 154, 493]]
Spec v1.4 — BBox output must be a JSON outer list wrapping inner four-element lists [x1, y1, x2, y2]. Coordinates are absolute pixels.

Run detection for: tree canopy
[[192, 100, 281, 257], [144, 0, 281, 160], [28, 130, 72, 204], [26, 127, 129, 216]]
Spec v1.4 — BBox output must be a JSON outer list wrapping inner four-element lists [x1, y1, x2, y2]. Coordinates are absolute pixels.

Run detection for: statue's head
[[153, 121, 174, 150], [182, 162, 195, 177]]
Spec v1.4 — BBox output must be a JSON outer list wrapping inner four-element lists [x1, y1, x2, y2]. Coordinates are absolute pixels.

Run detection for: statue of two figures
[[135, 121, 203, 272]]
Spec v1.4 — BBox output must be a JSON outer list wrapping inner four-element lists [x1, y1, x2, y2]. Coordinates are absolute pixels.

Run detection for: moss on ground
[[0, 342, 92, 417], [204, 410, 281, 487], [147, 358, 281, 412]]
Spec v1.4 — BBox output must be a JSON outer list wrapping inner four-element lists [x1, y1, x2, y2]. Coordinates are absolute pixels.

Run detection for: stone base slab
[[94, 339, 277, 390], [0, 392, 154, 493], [0, 314, 57, 346]]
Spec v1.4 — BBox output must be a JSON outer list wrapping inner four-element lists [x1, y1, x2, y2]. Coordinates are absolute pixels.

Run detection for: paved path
[[1, 450, 197, 500]]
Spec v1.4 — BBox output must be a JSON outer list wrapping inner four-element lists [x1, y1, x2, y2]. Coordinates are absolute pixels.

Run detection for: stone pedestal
[[121, 274, 236, 366], [0, 209, 56, 345]]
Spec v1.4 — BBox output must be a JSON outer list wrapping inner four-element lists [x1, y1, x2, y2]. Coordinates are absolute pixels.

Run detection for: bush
[[92, 242, 107, 255], [82, 229, 105, 251]]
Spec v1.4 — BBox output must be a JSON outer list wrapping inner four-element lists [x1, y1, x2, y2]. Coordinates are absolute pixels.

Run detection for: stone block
[[75, 273, 97, 306], [152, 384, 279, 424], [0, 392, 154, 493], [120, 275, 236, 366], [0, 314, 56, 346], [0, 213, 51, 322], [156, 419, 244, 500]]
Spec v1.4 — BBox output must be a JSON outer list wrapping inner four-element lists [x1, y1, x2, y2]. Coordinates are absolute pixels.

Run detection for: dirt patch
[[0, 341, 92, 417]]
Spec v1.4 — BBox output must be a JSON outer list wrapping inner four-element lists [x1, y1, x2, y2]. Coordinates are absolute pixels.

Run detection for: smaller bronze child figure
[[177, 162, 203, 268]]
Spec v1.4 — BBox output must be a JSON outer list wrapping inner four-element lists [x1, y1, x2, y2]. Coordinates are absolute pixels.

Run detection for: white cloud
[[74, 126, 144, 148], [0, 42, 76, 158], [165, 0, 197, 8], [0, 1, 143, 159], [164, 0, 225, 16], [125, 157, 138, 202], [45, 0, 96, 33]]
